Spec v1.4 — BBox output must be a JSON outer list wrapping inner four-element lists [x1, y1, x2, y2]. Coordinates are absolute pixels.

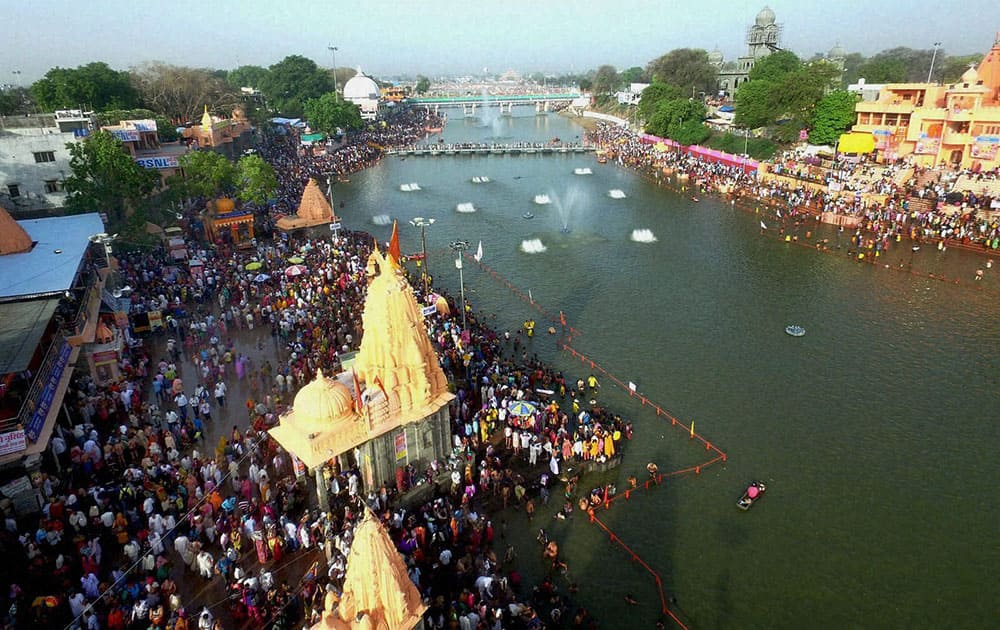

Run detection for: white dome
[[343, 73, 380, 101], [755, 6, 776, 26], [708, 48, 724, 63]]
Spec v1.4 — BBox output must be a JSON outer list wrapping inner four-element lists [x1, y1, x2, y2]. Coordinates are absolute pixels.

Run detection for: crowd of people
[[2, 106, 659, 629], [586, 122, 1000, 252]]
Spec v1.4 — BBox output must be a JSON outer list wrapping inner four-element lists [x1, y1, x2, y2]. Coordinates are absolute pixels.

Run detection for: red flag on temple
[[388, 221, 402, 264]]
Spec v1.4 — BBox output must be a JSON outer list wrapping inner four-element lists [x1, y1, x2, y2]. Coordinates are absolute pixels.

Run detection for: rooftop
[[0, 213, 104, 300]]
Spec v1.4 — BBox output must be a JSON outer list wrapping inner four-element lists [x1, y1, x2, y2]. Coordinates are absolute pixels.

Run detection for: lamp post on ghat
[[409, 217, 434, 295], [449, 239, 470, 330], [328, 45, 339, 99]]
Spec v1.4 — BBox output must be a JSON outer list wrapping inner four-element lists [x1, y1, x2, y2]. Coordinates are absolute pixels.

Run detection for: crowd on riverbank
[[3, 107, 650, 629], [586, 122, 1000, 251]]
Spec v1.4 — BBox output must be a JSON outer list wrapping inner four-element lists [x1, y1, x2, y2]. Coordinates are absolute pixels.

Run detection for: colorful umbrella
[[253, 273, 271, 282], [506, 400, 538, 417], [284, 264, 308, 277], [245, 261, 263, 271], [287, 256, 305, 264]]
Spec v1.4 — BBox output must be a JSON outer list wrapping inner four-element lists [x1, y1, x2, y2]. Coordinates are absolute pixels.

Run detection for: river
[[336, 106, 1000, 628]]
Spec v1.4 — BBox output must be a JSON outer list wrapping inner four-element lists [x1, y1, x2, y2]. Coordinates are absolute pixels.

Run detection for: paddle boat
[[737, 481, 766, 510], [522, 212, 534, 219], [785, 325, 806, 337]]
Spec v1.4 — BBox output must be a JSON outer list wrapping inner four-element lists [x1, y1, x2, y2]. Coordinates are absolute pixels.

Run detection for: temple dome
[[343, 70, 380, 101], [828, 44, 845, 60], [290, 370, 356, 433], [755, 6, 776, 26], [708, 48, 724, 64], [961, 65, 979, 83]]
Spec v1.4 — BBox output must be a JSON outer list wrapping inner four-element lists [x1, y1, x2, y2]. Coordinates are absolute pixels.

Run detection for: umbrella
[[253, 273, 271, 282], [284, 264, 308, 277], [507, 400, 538, 417], [287, 256, 304, 264], [245, 261, 263, 271]]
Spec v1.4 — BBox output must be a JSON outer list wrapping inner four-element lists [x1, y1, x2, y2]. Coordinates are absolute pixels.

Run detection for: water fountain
[[399, 182, 421, 192], [520, 238, 547, 253], [533, 194, 552, 205], [608, 189, 627, 199], [372, 214, 392, 226], [472, 176, 491, 184], [630, 228, 657, 243], [456, 202, 476, 213], [550, 184, 586, 234]]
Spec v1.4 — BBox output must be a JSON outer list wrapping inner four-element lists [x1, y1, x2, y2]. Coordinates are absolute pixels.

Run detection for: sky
[[3, 0, 998, 82]]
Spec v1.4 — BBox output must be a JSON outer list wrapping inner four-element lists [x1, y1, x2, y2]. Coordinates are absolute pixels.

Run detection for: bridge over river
[[386, 143, 595, 157]]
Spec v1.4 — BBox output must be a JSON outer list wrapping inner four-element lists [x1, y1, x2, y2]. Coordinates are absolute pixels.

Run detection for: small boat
[[691, 196, 700, 203], [597, 156, 607, 164], [785, 325, 805, 337], [738, 481, 766, 510], [522, 212, 534, 220]]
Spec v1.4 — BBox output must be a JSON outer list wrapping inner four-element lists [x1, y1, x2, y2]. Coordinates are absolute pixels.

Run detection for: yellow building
[[851, 35, 1000, 169]]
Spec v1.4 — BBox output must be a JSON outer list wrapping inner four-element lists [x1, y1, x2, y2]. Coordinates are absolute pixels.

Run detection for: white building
[[616, 83, 651, 106], [342, 69, 383, 121], [847, 78, 885, 103], [0, 110, 94, 214]]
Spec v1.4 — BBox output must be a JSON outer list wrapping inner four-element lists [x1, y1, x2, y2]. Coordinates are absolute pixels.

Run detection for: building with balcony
[[181, 106, 254, 157], [850, 34, 1000, 169], [0, 110, 95, 215], [100, 118, 188, 183], [0, 208, 105, 486]]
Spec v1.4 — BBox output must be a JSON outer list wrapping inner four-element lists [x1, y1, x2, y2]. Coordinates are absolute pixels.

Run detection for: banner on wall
[[394, 432, 407, 462]]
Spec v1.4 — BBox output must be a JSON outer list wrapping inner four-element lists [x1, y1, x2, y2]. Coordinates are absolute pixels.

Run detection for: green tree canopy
[[0, 87, 33, 116], [235, 154, 278, 205], [259, 55, 332, 118], [176, 150, 237, 198], [578, 78, 593, 92], [620, 66, 648, 85], [303, 92, 364, 135], [638, 82, 683, 121], [415, 75, 431, 95], [747, 51, 802, 83], [855, 57, 906, 83], [808, 90, 859, 146], [939, 54, 983, 83], [592, 65, 621, 98], [227, 65, 270, 89], [646, 98, 709, 144], [31, 62, 142, 112], [857, 47, 942, 83], [64, 130, 158, 224], [646, 48, 718, 96]]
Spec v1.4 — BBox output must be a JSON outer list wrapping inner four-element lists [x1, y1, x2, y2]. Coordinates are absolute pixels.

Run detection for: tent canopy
[[838, 132, 875, 155]]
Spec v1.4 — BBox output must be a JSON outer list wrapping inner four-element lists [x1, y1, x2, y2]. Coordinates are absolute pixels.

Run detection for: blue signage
[[25, 340, 72, 442], [135, 156, 179, 169]]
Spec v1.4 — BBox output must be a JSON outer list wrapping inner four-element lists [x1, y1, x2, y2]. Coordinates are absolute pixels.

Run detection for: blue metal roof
[[0, 213, 104, 299]]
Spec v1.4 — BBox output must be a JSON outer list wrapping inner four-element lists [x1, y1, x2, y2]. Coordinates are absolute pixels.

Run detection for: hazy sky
[[4, 0, 997, 82]]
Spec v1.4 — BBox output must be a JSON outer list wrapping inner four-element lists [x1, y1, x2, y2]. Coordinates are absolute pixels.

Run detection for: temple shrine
[[268, 223, 454, 501], [275, 178, 338, 231]]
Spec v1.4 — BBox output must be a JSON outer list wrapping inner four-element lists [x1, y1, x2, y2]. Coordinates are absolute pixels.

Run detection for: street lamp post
[[927, 42, 942, 83], [449, 240, 470, 330], [409, 217, 434, 295], [328, 46, 339, 98], [11, 70, 21, 87]]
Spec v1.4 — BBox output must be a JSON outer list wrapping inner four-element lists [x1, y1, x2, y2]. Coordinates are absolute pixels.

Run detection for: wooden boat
[[597, 156, 607, 164], [785, 325, 805, 337], [737, 481, 766, 510]]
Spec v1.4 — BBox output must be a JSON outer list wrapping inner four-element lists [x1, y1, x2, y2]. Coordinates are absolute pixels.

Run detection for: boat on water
[[597, 156, 608, 164], [691, 196, 700, 203], [738, 481, 766, 510], [785, 325, 805, 337], [522, 212, 534, 220]]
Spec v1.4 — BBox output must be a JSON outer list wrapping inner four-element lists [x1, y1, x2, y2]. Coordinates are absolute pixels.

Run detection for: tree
[[747, 51, 802, 83], [31, 62, 142, 112], [131, 62, 240, 123], [646, 98, 709, 144], [646, 48, 718, 96], [638, 83, 683, 122], [235, 154, 278, 205], [304, 92, 364, 135], [415, 75, 431, 95], [227, 65, 270, 89], [578, 78, 593, 92], [855, 57, 906, 83], [808, 90, 859, 146], [841, 52, 866, 87], [331, 67, 357, 92], [175, 150, 236, 198], [64, 130, 158, 224], [259, 55, 332, 118], [620, 66, 647, 85], [733, 80, 774, 129], [0, 87, 33, 116], [939, 54, 983, 83], [592, 65, 620, 99]]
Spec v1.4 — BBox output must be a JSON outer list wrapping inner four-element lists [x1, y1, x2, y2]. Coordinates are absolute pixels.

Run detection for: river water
[[337, 107, 1000, 628]]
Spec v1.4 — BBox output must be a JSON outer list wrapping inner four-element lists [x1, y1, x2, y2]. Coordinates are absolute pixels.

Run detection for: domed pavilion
[[342, 68, 382, 121]]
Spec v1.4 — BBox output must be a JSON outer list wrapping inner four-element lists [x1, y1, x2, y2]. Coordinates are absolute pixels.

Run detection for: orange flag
[[373, 374, 388, 400], [351, 369, 364, 410], [388, 221, 401, 265]]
